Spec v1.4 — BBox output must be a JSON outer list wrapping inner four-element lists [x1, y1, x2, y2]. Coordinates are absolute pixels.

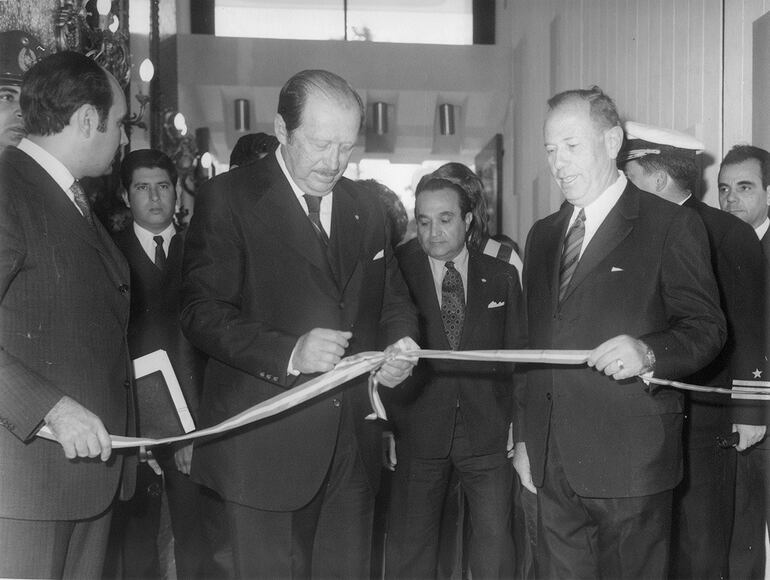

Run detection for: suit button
[[333, 398, 341, 407], [339, 302, 345, 309], [546, 393, 552, 400], [124, 380, 131, 389], [119, 284, 129, 294]]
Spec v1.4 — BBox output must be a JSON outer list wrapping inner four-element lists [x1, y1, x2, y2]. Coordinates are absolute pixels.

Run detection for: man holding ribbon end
[[181, 69, 418, 579], [512, 87, 725, 579]]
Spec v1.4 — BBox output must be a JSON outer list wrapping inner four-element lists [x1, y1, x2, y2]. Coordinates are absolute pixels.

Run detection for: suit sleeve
[[180, 182, 299, 387], [639, 208, 726, 379], [0, 180, 65, 440]]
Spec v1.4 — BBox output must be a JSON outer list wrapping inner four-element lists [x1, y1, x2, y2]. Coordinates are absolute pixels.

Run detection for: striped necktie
[[303, 194, 330, 246], [558, 208, 585, 302]]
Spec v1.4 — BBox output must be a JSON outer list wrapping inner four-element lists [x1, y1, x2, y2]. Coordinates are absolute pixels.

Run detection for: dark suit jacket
[[0, 146, 132, 520], [390, 240, 525, 458], [181, 152, 418, 511], [519, 182, 725, 498], [681, 198, 767, 445], [112, 227, 203, 438]]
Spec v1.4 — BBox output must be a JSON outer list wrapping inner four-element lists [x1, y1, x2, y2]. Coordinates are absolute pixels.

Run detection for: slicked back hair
[[547, 86, 621, 133], [632, 152, 699, 194], [21, 50, 113, 136], [277, 69, 365, 135]]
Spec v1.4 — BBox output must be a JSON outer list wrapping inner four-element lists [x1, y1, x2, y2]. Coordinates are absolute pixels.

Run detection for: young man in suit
[[718, 145, 770, 579], [180, 69, 419, 579], [107, 149, 212, 579], [512, 87, 725, 579], [623, 123, 767, 579], [384, 176, 525, 579], [0, 51, 131, 578]]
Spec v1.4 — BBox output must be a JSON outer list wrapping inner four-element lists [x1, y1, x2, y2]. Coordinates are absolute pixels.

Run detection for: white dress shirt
[[755, 217, 770, 240], [133, 221, 176, 263], [276, 146, 333, 235], [428, 245, 469, 305], [566, 171, 627, 258]]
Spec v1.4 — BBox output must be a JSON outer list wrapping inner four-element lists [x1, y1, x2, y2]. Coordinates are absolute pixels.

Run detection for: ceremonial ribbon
[[36, 349, 770, 449]]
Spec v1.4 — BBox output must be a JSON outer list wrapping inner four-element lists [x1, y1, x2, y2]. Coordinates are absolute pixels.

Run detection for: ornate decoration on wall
[[55, 0, 130, 88]]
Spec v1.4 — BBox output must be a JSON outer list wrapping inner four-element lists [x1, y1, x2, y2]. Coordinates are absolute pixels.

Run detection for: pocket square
[[611, 266, 624, 272], [373, 249, 384, 261], [488, 301, 505, 308]]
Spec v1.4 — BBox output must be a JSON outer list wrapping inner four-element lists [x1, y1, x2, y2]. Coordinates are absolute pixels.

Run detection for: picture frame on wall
[[474, 133, 503, 237]]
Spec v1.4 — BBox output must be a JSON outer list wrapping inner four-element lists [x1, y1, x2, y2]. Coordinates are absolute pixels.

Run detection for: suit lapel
[[253, 156, 338, 295], [562, 186, 637, 302], [543, 203, 573, 309], [461, 253, 485, 347], [329, 182, 364, 294]]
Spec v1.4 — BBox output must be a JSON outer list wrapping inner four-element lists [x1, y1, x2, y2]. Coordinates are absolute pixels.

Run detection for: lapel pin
[[354, 214, 359, 221], [481, 278, 487, 283]]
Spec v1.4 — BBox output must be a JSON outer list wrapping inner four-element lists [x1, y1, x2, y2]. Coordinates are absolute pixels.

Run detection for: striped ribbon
[[36, 349, 770, 449]]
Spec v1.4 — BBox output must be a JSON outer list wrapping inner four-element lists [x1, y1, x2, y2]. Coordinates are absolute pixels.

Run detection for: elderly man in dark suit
[[181, 69, 418, 579], [107, 149, 211, 579], [0, 51, 131, 578], [384, 175, 525, 579], [622, 123, 767, 579], [512, 87, 725, 579], [718, 144, 770, 579]]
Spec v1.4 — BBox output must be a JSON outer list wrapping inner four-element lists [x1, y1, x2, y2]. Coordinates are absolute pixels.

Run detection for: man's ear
[[655, 171, 668, 193], [605, 125, 624, 159], [274, 114, 288, 146], [121, 189, 130, 208]]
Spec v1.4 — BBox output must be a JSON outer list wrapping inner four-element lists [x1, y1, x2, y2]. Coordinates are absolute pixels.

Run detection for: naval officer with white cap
[[623, 121, 768, 580]]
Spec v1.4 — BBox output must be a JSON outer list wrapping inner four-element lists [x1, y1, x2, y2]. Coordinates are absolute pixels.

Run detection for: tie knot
[[153, 235, 164, 248], [445, 261, 456, 270], [304, 194, 322, 213], [575, 208, 586, 225]]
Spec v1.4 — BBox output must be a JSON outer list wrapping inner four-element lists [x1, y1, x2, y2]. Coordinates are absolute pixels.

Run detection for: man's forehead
[[719, 159, 762, 181]]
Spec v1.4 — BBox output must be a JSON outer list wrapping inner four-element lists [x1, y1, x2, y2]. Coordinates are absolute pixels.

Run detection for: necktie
[[153, 235, 166, 271], [303, 194, 330, 247], [441, 261, 465, 350], [70, 180, 94, 227], [558, 208, 586, 302]]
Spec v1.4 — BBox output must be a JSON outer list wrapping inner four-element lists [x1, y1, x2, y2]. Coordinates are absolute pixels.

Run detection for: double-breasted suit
[[0, 147, 132, 520], [385, 240, 525, 578], [180, 151, 417, 512], [519, 182, 725, 498]]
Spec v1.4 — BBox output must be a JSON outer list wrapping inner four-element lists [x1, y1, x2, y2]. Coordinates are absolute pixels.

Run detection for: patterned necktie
[[70, 180, 94, 227], [558, 208, 586, 302], [153, 235, 166, 272], [441, 261, 465, 350], [303, 194, 330, 247]]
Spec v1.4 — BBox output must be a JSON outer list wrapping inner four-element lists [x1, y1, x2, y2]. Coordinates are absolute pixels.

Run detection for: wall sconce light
[[235, 98, 251, 132], [439, 103, 455, 136], [127, 57, 154, 129], [372, 102, 388, 135]]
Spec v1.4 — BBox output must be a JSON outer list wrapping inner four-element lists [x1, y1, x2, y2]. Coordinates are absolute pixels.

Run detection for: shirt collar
[[16, 138, 76, 194], [756, 217, 770, 240], [570, 170, 627, 226], [133, 221, 176, 247], [428, 244, 469, 278]]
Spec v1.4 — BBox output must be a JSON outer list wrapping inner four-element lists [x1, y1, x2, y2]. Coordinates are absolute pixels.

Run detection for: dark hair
[[277, 69, 365, 135], [120, 149, 177, 191], [630, 151, 699, 193], [21, 51, 113, 136], [430, 162, 488, 251], [357, 179, 408, 247], [229, 132, 279, 167], [414, 176, 474, 242], [547, 86, 621, 132], [720, 144, 770, 189]]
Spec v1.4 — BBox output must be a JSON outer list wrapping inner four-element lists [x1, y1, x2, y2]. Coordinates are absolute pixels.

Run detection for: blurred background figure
[[0, 30, 45, 151], [358, 178, 410, 248], [228, 132, 279, 169]]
